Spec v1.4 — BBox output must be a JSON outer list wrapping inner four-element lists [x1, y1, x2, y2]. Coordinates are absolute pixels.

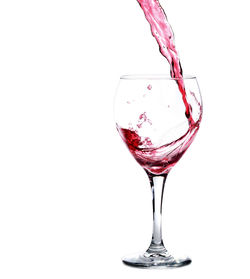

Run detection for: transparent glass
[[114, 75, 202, 268]]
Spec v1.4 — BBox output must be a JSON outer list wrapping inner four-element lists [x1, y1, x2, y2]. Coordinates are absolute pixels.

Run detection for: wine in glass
[[114, 74, 202, 268]]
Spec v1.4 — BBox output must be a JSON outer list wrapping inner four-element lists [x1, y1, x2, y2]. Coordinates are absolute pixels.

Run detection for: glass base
[[122, 249, 191, 268]]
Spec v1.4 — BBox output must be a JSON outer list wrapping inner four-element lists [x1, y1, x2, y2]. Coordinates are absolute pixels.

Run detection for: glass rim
[[120, 74, 196, 80]]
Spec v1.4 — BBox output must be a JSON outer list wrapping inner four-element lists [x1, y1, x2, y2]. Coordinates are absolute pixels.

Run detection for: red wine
[[117, 122, 199, 175]]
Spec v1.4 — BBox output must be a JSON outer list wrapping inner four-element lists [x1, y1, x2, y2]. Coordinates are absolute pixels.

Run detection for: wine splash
[[117, 0, 202, 175]]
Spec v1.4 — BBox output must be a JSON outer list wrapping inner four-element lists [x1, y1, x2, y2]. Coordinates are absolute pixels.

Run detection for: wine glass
[[114, 74, 202, 268]]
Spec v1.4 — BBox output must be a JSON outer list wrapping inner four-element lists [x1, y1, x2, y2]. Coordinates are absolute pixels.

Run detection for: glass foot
[[122, 250, 191, 268]]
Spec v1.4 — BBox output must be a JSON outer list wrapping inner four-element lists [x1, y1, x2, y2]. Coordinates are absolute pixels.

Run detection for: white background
[[0, 0, 249, 278]]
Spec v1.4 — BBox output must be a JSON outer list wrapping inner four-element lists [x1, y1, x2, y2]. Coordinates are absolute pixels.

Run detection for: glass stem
[[146, 172, 168, 254]]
